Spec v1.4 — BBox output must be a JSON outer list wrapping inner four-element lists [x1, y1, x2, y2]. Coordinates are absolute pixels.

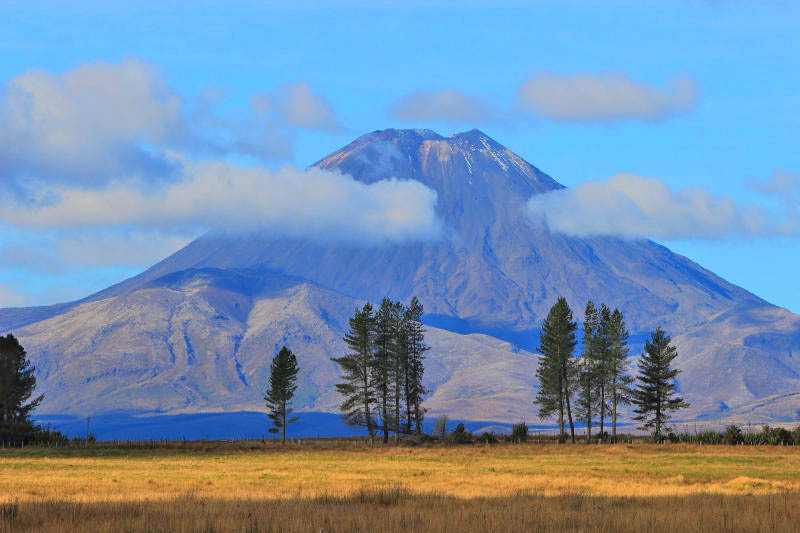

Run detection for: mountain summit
[[3, 129, 800, 425]]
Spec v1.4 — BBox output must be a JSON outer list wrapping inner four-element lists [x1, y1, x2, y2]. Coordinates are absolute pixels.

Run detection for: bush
[[432, 415, 449, 438], [667, 432, 679, 443], [722, 425, 743, 445], [448, 423, 472, 444], [762, 425, 792, 445], [792, 426, 800, 445], [510, 422, 528, 443], [477, 432, 498, 444], [697, 430, 722, 445]]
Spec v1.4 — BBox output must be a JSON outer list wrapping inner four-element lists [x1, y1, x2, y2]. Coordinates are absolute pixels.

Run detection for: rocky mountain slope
[[3, 128, 800, 424]]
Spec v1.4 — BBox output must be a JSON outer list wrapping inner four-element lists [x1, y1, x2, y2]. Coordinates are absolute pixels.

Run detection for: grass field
[[2, 441, 800, 531]]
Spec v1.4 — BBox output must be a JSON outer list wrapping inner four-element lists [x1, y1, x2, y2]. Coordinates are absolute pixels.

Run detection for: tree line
[[535, 297, 688, 443]]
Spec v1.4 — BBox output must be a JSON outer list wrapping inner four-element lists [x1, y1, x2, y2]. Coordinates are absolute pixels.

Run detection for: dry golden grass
[[2, 441, 800, 531]]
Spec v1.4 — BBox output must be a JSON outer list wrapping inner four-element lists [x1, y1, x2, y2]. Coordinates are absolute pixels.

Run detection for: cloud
[[0, 285, 29, 308], [250, 81, 342, 132], [389, 72, 698, 125], [0, 61, 345, 192], [1, 162, 442, 244], [0, 59, 184, 187], [517, 72, 698, 123], [389, 90, 501, 124], [527, 173, 789, 240]]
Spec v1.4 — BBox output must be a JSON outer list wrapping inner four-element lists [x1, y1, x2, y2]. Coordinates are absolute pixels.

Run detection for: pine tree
[[632, 327, 689, 439], [0, 334, 43, 444], [595, 304, 612, 439], [373, 298, 398, 444], [608, 309, 633, 442], [534, 297, 578, 443], [404, 297, 428, 435], [332, 304, 377, 442], [575, 301, 599, 444], [390, 300, 407, 444], [264, 346, 300, 444]]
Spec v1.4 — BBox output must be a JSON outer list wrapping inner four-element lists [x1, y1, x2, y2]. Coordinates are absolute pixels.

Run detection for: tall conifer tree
[[596, 304, 612, 438], [534, 297, 578, 443], [373, 298, 397, 444], [0, 334, 43, 443], [332, 304, 377, 442], [608, 309, 633, 442], [264, 346, 300, 444], [575, 301, 599, 443], [404, 297, 428, 435], [632, 327, 689, 438]]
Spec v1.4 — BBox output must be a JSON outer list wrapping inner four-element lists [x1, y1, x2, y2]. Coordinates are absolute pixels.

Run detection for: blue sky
[[0, 1, 799, 310]]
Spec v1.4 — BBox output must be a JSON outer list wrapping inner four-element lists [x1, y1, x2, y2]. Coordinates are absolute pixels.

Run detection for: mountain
[[3, 128, 800, 429]]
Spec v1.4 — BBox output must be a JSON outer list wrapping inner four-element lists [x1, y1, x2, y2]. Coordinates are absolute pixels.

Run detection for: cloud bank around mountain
[[389, 72, 698, 125], [527, 172, 798, 240], [1, 162, 442, 244]]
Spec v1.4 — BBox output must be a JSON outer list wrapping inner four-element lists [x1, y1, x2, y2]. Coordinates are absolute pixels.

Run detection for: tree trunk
[[599, 382, 605, 439], [382, 384, 389, 444], [565, 388, 576, 444], [281, 408, 286, 445], [611, 388, 617, 443], [586, 407, 592, 445]]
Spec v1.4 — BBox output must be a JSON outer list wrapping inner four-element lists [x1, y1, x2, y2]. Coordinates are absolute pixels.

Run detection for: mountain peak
[[314, 128, 562, 196]]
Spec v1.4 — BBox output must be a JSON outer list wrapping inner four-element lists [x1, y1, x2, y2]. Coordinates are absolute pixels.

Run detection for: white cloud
[[1, 162, 442, 244], [0, 61, 345, 192], [0, 285, 30, 308], [389, 90, 501, 124], [0, 59, 184, 186], [527, 173, 789, 240], [390, 72, 698, 126], [517, 72, 698, 123], [250, 81, 342, 132]]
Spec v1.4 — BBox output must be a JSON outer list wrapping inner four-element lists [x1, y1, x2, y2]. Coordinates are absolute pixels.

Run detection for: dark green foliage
[[535, 297, 578, 443], [477, 431, 498, 444], [332, 297, 428, 443], [607, 309, 633, 442], [632, 328, 689, 438], [404, 297, 429, 435], [373, 298, 398, 444], [264, 346, 300, 444], [332, 304, 377, 441], [761, 425, 792, 445], [723, 425, 743, 445], [432, 415, 448, 438], [0, 334, 44, 445], [448, 423, 472, 444], [510, 422, 528, 443], [575, 301, 599, 443]]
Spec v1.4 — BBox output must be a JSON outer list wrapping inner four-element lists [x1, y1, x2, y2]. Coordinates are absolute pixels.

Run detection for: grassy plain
[[1, 441, 800, 531]]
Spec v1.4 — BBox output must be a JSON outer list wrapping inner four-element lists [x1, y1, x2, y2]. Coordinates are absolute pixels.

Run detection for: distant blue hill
[[35, 412, 523, 441]]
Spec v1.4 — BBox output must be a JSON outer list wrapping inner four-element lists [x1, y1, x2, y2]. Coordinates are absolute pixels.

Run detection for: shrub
[[432, 415, 449, 438], [762, 425, 792, 445], [697, 430, 722, 445], [667, 432, 679, 443], [510, 422, 528, 443], [742, 431, 763, 445], [792, 425, 800, 445], [477, 432, 498, 444], [722, 425, 743, 445], [448, 423, 472, 444]]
